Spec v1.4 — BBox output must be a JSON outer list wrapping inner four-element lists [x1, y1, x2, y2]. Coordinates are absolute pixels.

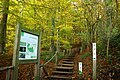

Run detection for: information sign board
[[19, 31, 38, 60]]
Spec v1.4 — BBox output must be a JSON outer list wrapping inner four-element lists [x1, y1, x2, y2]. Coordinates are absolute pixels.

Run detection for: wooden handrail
[[0, 66, 14, 80], [0, 66, 14, 71]]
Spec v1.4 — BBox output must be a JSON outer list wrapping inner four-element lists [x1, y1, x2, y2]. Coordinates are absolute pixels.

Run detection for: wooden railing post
[[0, 66, 13, 80], [6, 69, 10, 80]]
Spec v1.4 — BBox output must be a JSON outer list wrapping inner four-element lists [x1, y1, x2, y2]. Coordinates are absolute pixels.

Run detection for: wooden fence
[[0, 66, 14, 80]]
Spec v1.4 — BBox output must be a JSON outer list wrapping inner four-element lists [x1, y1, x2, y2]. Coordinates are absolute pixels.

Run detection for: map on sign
[[19, 31, 38, 60]]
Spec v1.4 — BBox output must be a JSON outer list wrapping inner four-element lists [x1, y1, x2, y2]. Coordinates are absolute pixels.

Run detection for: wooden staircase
[[45, 56, 75, 80]]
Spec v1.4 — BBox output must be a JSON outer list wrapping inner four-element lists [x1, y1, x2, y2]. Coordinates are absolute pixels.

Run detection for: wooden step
[[62, 61, 74, 64], [64, 57, 74, 59], [52, 71, 73, 75], [46, 75, 74, 79], [58, 63, 74, 67], [63, 59, 73, 61], [44, 55, 75, 79], [55, 66, 73, 70]]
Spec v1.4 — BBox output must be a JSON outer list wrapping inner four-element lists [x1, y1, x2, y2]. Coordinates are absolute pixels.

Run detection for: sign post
[[12, 22, 41, 80], [79, 62, 82, 79], [79, 62, 82, 75], [92, 43, 96, 80]]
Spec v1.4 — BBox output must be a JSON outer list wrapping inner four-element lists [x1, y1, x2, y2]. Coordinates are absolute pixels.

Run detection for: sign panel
[[79, 62, 82, 75], [92, 43, 96, 60], [19, 31, 38, 60]]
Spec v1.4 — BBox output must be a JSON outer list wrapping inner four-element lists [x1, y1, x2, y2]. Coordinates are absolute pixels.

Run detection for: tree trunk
[[0, 0, 9, 54], [106, 8, 112, 64], [50, 17, 55, 53]]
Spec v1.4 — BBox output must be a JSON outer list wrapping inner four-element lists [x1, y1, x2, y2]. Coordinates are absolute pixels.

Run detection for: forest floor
[[0, 48, 120, 80], [42, 48, 93, 79], [43, 48, 120, 80]]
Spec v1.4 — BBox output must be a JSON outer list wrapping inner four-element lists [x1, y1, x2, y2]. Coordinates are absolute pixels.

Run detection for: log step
[[64, 57, 74, 59], [62, 61, 74, 64], [65, 57, 74, 58], [46, 75, 74, 79], [52, 71, 73, 75], [62, 59, 73, 61], [55, 66, 73, 70], [58, 63, 74, 67], [44, 55, 75, 79]]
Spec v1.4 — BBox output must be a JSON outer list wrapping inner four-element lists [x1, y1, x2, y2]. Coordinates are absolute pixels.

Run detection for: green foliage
[[0, 0, 119, 58], [60, 26, 73, 34], [1, 0, 120, 79], [40, 51, 64, 62], [80, 31, 90, 43], [40, 51, 54, 61], [110, 32, 120, 52], [60, 40, 71, 49], [80, 52, 91, 59]]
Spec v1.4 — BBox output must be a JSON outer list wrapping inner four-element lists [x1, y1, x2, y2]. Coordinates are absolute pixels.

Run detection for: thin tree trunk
[[106, 10, 112, 63], [0, 0, 9, 54], [50, 17, 55, 53], [115, 0, 118, 27]]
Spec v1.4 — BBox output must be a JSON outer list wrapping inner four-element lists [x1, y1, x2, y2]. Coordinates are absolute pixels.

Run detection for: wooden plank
[[0, 64, 13, 80], [52, 71, 73, 74], [63, 59, 73, 61], [47, 75, 72, 79], [58, 63, 74, 67], [55, 66, 73, 70], [62, 61, 74, 64], [0, 66, 13, 71]]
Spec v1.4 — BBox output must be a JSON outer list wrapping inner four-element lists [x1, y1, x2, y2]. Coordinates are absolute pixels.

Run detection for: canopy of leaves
[[0, 0, 118, 54]]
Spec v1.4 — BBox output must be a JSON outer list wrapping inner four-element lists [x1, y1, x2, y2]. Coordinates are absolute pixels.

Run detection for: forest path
[[45, 55, 76, 80]]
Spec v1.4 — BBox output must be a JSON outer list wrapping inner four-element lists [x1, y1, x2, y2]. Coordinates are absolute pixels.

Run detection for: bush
[[110, 33, 120, 59], [40, 51, 64, 62], [80, 52, 91, 59]]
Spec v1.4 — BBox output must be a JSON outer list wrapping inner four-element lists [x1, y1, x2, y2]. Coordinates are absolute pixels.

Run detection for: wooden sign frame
[[12, 22, 41, 80]]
